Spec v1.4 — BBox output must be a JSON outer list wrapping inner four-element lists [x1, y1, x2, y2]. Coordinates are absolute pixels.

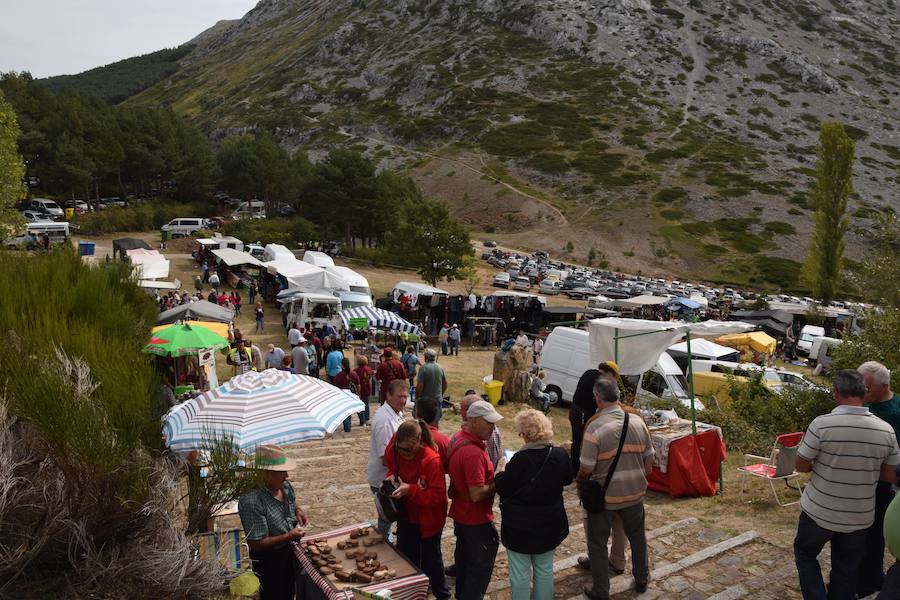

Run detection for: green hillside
[[42, 46, 193, 104]]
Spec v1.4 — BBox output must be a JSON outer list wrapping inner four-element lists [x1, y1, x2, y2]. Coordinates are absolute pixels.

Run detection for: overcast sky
[[0, 1, 259, 78]]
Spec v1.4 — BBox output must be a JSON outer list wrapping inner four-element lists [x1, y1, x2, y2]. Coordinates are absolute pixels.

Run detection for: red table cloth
[[647, 428, 726, 497]]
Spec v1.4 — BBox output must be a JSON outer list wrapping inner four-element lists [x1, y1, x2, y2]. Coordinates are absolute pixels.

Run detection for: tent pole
[[614, 328, 619, 363], [686, 332, 697, 436]]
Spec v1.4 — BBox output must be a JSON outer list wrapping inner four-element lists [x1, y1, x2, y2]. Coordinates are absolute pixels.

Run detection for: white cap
[[467, 400, 503, 424]]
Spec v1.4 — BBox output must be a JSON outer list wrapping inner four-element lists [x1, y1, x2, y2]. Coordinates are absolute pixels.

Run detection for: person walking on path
[[416, 349, 447, 422], [255, 302, 265, 333], [194, 275, 203, 294], [384, 420, 451, 600], [332, 358, 359, 433], [249, 281, 258, 305], [354, 354, 373, 426], [448, 324, 461, 356], [794, 370, 899, 600], [376, 348, 407, 405], [438, 324, 450, 356], [232, 291, 242, 317], [401, 345, 420, 400], [496, 409, 573, 600], [857, 361, 900, 596], [237, 445, 308, 600], [367, 379, 407, 538], [279, 302, 290, 330], [325, 339, 344, 383], [209, 271, 220, 292], [578, 377, 654, 600]]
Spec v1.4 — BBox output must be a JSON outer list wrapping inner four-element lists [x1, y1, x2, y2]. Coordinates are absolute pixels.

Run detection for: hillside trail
[[322, 120, 569, 226], [670, 2, 706, 138]]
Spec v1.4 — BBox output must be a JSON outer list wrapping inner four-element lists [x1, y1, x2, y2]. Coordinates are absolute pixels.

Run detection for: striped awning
[[163, 369, 364, 452], [339, 306, 420, 334]]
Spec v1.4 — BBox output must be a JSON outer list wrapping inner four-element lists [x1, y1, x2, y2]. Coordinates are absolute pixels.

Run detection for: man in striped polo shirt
[[578, 377, 654, 599], [794, 370, 899, 600]]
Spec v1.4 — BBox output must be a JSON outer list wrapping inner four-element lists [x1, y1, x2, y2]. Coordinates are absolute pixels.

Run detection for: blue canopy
[[339, 306, 420, 333], [672, 297, 702, 310]]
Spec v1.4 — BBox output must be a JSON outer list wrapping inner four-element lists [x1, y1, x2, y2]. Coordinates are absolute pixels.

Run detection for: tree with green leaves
[[855, 213, 900, 309], [388, 198, 473, 286], [0, 90, 25, 238], [802, 122, 854, 304]]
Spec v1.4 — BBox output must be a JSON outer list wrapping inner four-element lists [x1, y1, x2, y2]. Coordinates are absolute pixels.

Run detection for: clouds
[[0, 0, 257, 78]]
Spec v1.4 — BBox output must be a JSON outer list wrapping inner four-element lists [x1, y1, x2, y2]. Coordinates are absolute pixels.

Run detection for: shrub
[[653, 187, 688, 204], [73, 201, 218, 235], [660, 208, 686, 220], [222, 216, 318, 247], [831, 309, 900, 390], [763, 221, 797, 235]]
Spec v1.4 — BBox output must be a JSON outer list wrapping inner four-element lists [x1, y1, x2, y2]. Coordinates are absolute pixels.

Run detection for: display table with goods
[[645, 417, 726, 498], [293, 523, 430, 600]]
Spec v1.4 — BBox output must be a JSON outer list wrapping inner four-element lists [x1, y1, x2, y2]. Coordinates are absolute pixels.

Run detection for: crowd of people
[[233, 351, 900, 600]]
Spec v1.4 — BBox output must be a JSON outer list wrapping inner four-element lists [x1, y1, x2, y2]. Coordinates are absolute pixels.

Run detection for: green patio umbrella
[[143, 323, 230, 357]]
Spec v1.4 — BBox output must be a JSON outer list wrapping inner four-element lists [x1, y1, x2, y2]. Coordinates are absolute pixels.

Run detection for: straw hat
[[255, 444, 296, 471]]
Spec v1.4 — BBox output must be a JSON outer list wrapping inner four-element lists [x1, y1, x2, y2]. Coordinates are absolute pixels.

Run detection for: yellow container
[[483, 380, 504, 406]]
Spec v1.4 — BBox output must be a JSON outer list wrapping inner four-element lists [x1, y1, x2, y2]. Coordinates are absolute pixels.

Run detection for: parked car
[[538, 279, 563, 295], [28, 198, 64, 220], [493, 272, 511, 289], [21, 210, 47, 222], [161, 218, 205, 238], [797, 325, 825, 357], [513, 276, 531, 291], [483, 240, 497, 248]]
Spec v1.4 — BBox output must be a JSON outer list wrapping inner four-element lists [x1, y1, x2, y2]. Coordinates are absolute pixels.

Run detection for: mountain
[[125, 0, 899, 285]]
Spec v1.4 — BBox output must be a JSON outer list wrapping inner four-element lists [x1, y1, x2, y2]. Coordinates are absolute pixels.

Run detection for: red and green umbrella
[[144, 323, 230, 357]]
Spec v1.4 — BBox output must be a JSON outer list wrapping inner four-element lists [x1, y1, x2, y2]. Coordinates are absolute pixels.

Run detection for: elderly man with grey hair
[[856, 361, 900, 596], [794, 369, 899, 600], [577, 376, 654, 599], [416, 348, 447, 422]]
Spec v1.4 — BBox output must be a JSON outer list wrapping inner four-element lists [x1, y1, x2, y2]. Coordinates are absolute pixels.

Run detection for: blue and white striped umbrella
[[163, 369, 364, 452], [339, 306, 420, 333]]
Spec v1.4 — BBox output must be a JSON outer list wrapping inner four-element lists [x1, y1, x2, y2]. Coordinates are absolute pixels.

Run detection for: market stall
[[646, 417, 726, 498], [293, 523, 430, 600], [156, 300, 235, 325], [388, 282, 449, 334], [112, 237, 151, 259], [211, 247, 264, 288], [715, 331, 777, 365]]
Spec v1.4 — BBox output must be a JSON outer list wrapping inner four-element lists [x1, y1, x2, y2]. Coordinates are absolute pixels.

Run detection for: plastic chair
[[197, 527, 247, 571], [737, 432, 804, 506]]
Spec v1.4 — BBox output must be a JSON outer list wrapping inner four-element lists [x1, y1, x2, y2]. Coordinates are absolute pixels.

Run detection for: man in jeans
[[578, 377, 654, 599], [367, 379, 407, 538], [857, 361, 900, 596], [447, 400, 503, 599], [794, 370, 899, 600]]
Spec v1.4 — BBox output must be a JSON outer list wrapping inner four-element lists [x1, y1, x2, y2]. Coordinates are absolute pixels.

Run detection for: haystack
[[493, 344, 532, 403]]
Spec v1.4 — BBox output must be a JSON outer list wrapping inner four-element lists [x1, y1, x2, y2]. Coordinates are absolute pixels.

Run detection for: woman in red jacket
[[385, 419, 450, 600]]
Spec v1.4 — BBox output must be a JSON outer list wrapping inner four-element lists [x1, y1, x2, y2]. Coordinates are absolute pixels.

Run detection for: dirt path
[[671, 2, 706, 137]]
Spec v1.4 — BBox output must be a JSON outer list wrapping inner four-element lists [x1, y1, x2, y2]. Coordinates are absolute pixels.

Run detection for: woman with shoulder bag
[[495, 409, 574, 600], [384, 419, 450, 600]]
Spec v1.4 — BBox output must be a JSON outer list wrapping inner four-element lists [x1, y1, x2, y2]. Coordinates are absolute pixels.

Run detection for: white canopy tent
[[611, 295, 670, 310], [303, 250, 335, 268], [265, 258, 350, 292], [393, 281, 449, 300], [127, 248, 170, 280], [327, 265, 371, 295], [263, 243, 295, 263], [668, 338, 740, 360], [211, 248, 264, 268]]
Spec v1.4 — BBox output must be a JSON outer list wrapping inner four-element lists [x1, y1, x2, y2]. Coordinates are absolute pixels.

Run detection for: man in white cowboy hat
[[238, 445, 308, 600]]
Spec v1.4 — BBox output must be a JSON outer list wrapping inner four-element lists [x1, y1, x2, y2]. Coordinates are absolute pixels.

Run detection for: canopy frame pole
[[686, 332, 697, 436], [614, 328, 619, 363]]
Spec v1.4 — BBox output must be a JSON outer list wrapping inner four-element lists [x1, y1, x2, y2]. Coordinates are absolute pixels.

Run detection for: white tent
[[263, 243, 295, 263], [393, 281, 449, 299], [612, 295, 671, 310], [303, 250, 335, 268], [587, 318, 688, 375], [668, 338, 740, 360], [127, 248, 170, 280], [265, 259, 350, 292], [327, 265, 370, 294], [211, 247, 264, 268]]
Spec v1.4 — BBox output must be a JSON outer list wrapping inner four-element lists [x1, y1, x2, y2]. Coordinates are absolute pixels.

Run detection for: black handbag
[[376, 444, 406, 523], [581, 412, 630, 514]]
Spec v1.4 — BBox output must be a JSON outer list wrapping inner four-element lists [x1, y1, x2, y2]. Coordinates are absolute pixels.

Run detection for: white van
[[541, 327, 697, 408], [809, 337, 842, 370], [797, 325, 825, 356], [161, 218, 205, 238], [7, 221, 71, 248], [303, 250, 335, 269], [232, 201, 266, 220]]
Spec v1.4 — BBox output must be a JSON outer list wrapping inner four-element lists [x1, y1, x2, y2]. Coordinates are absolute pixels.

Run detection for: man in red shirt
[[447, 399, 503, 600], [415, 397, 449, 465], [375, 348, 407, 405]]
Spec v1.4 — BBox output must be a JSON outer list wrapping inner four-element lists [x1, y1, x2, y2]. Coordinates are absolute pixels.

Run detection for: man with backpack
[[401, 345, 420, 400]]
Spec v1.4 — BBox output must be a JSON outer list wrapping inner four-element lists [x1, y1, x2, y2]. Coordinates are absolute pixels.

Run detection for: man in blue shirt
[[325, 338, 344, 382]]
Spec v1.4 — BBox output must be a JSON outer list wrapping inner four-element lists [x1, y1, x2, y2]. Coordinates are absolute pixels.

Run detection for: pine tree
[[0, 90, 25, 238], [803, 122, 854, 304]]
